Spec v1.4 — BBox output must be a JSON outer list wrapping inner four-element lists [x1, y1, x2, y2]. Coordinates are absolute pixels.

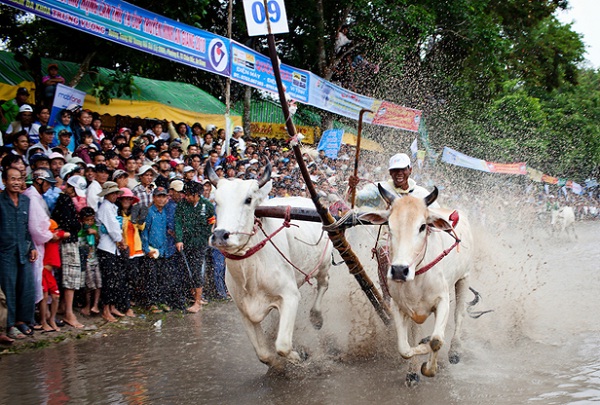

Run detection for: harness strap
[[220, 206, 293, 261], [415, 229, 460, 276]]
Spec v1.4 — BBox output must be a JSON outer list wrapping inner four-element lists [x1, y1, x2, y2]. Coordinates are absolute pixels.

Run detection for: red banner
[[485, 162, 527, 175], [371, 101, 422, 132]]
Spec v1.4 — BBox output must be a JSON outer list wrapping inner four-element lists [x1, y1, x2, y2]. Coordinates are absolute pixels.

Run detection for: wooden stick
[[350, 108, 373, 209]]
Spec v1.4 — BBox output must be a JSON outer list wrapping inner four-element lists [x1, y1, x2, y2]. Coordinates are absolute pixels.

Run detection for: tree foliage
[[0, 0, 598, 179]]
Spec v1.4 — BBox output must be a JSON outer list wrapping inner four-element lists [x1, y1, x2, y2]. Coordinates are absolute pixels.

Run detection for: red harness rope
[[414, 229, 461, 276], [219, 206, 329, 285], [220, 206, 295, 261]]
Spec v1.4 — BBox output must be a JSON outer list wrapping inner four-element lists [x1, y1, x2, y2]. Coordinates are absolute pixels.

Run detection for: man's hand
[[29, 249, 38, 262], [348, 175, 360, 189], [176, 242, 184, 252]]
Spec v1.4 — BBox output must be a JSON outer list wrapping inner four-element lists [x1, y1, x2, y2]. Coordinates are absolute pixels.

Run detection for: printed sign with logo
[[243, 0, 289, 36]]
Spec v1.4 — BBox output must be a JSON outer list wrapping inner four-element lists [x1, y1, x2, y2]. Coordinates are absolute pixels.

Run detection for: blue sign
[[317, 129, 344, 159]]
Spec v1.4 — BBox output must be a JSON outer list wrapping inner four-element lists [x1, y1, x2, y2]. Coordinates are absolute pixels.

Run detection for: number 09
[[252, 0, 281, 24]]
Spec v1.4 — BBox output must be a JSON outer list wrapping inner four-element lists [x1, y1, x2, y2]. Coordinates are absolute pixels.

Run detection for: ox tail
[[466, 287, 493, 319]]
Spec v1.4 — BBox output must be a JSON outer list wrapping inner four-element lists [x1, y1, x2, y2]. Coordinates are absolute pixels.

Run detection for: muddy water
[[0, 221, 598, 405]]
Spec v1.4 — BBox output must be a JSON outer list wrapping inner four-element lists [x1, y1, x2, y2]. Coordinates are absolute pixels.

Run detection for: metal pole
[[262, 15, 391, 325]]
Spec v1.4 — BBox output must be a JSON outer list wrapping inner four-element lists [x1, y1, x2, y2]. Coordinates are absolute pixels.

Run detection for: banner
[[1, 0, 423, 132], [230, 42, 309, 103], [49, 83, 86, 126], [441, 147, 490, 172], [485, 162, 527, 175], [2, 0, 231, 77], [316, 129, 344, 158]]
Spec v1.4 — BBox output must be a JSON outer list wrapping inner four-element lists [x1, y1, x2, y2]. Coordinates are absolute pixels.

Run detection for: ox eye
[[419, 224, 427, 233], [245, 197, 252, 205]]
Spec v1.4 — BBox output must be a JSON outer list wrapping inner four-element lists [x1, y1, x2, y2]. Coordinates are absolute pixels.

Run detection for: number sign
[[243, 0, 289, 36]]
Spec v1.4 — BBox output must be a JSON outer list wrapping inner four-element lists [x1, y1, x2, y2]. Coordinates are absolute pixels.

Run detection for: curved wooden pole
[[350, 108, 373, 209], [265, 33, 391, 325]]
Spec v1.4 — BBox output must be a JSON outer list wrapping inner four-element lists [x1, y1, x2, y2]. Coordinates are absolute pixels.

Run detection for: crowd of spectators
[[0, 84, 364, 345], [1, 85, 598, 345]]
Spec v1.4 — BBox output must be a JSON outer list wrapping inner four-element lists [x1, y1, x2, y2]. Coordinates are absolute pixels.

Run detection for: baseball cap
[[112, 169, 128, 180], [144, 144, 157, 153], [48, 151, 66, 161], [206, 124, 216, 132], [39, 125, 56, 134], [153, 186, 168, 196], [32, 168, 57, 184], [233, 126, 243, 133], [29, 152, 50, 165], [183, 165, 195, 173], [17, 87, 30, 96], [118, 127, 131, 135], [19, 104, 33, 113], [388, 153, 411, 170], [169, 179, 184, 192], [66, 175, 87, 197]]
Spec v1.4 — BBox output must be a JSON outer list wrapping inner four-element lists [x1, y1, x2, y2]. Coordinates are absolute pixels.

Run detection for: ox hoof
[[421, 362, 436, 378], [287, 350, 302, 364], [429, 337, 442, 352], [405, 372, 420, 387], [419, 336, 431, 345], [310, 310, 324, 330], [449, 351, 460, 364]]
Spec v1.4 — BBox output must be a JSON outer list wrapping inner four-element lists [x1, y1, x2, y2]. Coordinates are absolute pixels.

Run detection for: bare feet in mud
[[63, 317, 84, 329]]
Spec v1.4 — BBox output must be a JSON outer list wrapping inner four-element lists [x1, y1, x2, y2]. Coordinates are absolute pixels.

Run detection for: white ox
[[361, 185, 474, 382], [207, 164, 332, 369], [551, 206, 576, 239]]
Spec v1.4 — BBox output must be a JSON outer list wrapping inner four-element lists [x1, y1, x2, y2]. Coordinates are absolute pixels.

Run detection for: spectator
[[78, 207, 101, 317], [0, 167, 37, 340], [133, 165, 157, 208], [0, 87, 30, 134], [71, 109, 92, 150], [52, 109, 75, 151], [42, 63, 65, 107], [95, 182, 127, 323], [52, 174, 85, 328], [5, 104, 36, 145], [87, 163, 110, 211], [175, 181, 215, 313], [40, 219, 66, 332], [23, 168, 56, 326]]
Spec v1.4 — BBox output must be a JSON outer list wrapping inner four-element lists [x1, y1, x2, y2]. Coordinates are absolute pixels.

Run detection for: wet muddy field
[[0, 220, 598, 404]]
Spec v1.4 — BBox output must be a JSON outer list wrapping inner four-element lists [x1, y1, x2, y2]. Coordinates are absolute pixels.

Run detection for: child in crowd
[[41, 220, 68, 332], [116, 188, 143, 317], [74, 130, 98, 164], [78, 207, 101, 316]]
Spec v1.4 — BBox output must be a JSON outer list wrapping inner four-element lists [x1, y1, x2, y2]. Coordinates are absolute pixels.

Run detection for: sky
[[556, 0, 600, 69]]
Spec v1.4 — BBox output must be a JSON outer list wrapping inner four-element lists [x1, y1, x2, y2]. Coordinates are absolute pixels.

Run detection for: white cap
[[138, 165, 158, 176], [388, 153, 411, 170], [233, 126, 243, 133], [67, 175, 87, 197], [206, 124, 216, 132], [249, 159, 258, 164], [60, 163, 79, 180], [19, 104, 33, 113], [183, 165, 195, 173]]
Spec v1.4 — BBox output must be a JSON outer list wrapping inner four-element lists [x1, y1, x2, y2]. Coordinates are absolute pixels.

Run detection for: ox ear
[[206, 162, 219, 187], [358, 210, 389, 225], [257, 178, 272, 200], [424, 186, 438, 207], [378, 183, 397, 206], [427, 208, 452, 231]]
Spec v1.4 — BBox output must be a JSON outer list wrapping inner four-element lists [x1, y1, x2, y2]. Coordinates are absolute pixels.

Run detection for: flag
[[410, 138, 418, 157]]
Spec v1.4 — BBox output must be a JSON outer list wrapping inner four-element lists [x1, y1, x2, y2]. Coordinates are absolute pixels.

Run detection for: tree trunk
[[68, 52, 96, 87], [243, 86, 252, 136]]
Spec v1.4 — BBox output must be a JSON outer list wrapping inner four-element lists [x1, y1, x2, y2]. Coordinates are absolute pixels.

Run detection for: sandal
[[7, 326, 26, 340], [16, 323, 34, 336]]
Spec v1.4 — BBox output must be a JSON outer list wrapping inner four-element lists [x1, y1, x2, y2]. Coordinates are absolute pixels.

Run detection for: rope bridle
[[218, 206, 329, 285]]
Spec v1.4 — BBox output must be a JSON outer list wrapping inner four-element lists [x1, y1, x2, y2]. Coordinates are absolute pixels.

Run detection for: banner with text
[[317, 129, 344, 158], [3, 0, 231, 77], [1, 0, 422, 132]]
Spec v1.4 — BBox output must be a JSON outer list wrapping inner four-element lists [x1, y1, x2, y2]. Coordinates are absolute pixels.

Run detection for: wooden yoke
[[265, 32, 391, 325]]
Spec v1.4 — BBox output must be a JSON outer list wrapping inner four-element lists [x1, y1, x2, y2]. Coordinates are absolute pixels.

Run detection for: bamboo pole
[[350, 108, 373, 208], [262, 17, 391, 325]]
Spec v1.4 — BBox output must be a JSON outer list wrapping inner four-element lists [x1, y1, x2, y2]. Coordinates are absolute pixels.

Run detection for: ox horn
[[206, 162, 219, 187], [424, 187, 438, 206], [378, 183, 397, 206], [256, 162, 272, 188]]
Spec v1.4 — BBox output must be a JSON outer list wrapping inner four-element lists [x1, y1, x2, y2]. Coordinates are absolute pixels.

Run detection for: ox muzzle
[[211, 229, 230, 247], [390, 264, 410, 282]]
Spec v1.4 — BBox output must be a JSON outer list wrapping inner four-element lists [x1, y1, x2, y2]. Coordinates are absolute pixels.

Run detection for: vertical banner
[[317, 129, 344, 158], [49, 83, 86, 126]]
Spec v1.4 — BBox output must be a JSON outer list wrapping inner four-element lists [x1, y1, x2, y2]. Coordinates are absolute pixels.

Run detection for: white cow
[[551, 206, 576, 239], [360, 185, 474, 382], [207, 164, 332, 369]]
